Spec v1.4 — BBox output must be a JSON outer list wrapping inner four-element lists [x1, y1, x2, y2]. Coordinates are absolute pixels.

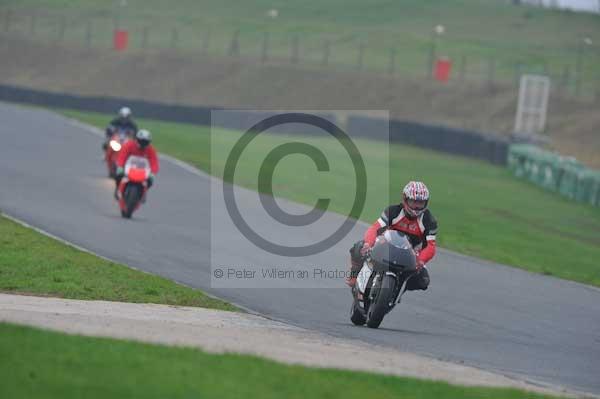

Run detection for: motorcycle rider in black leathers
[[346, 181, 438, 291], [102, 107, 139, 151]]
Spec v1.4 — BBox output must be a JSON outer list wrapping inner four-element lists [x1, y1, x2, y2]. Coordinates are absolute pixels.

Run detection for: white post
[[514, 74, 551, 135]]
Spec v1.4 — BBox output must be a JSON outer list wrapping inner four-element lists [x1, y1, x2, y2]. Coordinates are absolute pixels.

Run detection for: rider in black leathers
[[102, 107, 139, 150]]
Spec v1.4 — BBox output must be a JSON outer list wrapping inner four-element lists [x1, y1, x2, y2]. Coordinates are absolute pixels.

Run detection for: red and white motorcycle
[[116, 156, 151, 219]]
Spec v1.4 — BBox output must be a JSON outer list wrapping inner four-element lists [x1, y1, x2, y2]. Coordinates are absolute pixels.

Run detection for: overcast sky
[[534, 0, 600, 12]]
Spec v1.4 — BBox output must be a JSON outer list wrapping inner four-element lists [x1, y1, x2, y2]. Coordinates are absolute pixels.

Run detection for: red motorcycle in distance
[[105, 127, 134, 178], [117, 156, 151, 219]]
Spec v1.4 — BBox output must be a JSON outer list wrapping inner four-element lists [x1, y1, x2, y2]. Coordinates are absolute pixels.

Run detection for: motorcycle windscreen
[[116, 128, 132, 140], [371, 230, 416, 272]]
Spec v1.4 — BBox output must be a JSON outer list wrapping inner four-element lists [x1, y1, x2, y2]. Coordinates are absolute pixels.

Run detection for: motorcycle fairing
[[357, 263, 372, 294]]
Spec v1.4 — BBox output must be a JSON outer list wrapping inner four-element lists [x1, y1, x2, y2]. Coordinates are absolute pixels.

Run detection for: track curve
[[1, 103, 599, 395]]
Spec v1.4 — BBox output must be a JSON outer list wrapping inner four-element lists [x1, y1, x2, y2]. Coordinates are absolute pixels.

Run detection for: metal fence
[[2, 7, 599, 100]]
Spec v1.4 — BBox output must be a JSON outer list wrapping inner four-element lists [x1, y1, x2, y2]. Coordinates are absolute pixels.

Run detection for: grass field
[[0, 215, 235, 310], [2, 0, 599, 88], [63, 110, 600, 287], [0, 322, 564, 399]]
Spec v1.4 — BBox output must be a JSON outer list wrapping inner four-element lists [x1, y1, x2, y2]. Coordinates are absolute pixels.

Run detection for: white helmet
[[402, 181, 430, 218], [118, 107, 132, 118], [136, 129, 152, 148]]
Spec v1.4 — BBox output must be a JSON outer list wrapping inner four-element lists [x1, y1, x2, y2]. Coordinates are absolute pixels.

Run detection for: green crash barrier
[[557, 159, 584, 200], [508, 144, 599, 206], [507, 144, 536, 179], [577, 170, 600, 206]]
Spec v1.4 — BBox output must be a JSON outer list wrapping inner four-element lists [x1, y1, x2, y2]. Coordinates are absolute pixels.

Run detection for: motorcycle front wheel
[[350, 299, 366, 326], [366, 273, 395, 329], [121, 183, 142, 219]]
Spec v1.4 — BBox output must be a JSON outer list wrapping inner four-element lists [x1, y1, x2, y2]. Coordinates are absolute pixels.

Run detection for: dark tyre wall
[[0, 84, 507, 165]]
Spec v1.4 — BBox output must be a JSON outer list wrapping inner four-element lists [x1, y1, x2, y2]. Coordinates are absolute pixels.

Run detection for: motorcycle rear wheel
[[366, 274, 395, 329]]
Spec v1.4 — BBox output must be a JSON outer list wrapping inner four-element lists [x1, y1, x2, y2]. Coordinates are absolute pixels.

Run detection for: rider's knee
[[419, 268, 430, 290], [349, 240, 365, 263], [407, 269, 429, 291]]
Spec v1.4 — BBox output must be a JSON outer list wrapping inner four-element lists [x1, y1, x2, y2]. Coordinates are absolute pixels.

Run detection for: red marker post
[[434, 57, 452, 83], [113, 29, 129, 51]]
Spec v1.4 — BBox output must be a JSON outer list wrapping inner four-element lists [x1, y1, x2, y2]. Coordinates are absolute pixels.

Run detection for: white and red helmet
[[402, 181, 430, 218]]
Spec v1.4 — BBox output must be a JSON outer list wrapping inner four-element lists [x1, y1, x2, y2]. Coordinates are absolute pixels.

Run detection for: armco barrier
[[0, 84, 213, 125], [347, 116, 508, 165], [0, 84, 332, 137], [0, 84, 507, 165], [212, 110, 337, 136]]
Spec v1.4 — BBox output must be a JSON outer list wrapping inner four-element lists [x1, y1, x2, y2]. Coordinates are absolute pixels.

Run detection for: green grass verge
[[2, 0, 599, 90], [0, 215, 235, 311], [63, 110, 600, 287], [0, 322, 563, 399]]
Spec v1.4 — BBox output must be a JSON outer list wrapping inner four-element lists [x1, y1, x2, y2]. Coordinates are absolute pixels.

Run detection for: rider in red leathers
[[346, 181, 438, 291], [115, 129, 159, 198]]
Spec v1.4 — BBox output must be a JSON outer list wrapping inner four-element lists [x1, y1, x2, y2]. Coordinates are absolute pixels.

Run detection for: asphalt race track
[[1, 103, 599, 395]]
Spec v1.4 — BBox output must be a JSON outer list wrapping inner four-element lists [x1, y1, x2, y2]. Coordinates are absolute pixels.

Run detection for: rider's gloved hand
[[360, 242, 371, 256], [415, 258, 425, 272], [147, 174, 154, 188]]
